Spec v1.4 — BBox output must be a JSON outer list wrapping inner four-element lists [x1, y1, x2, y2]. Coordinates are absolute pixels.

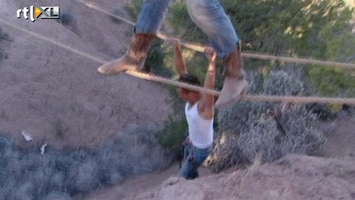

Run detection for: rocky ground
[[88, 114, 355, 200]]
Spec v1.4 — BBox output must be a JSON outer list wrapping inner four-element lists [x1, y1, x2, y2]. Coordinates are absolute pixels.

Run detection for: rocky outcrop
[[138, 154, 355, 200]]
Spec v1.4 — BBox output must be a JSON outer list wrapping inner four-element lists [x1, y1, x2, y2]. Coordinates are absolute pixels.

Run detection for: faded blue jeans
[[179, 144, 212, 179], [135, 0, 240, 59]]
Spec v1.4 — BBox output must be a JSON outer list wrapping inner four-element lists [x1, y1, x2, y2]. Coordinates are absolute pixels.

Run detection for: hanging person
[[170, 37, 215, 179]]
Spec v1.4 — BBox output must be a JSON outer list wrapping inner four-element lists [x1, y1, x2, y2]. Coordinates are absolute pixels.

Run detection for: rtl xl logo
[[17, 6, 60, 22]]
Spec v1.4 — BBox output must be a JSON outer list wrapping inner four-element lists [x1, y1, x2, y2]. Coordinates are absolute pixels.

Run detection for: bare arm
[[171, 38, 188, 75], [198, 47, 217, 119]]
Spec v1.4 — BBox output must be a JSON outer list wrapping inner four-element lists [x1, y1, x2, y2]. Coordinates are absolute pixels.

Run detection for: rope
[[76, 0, 136, 26], [0, 19, 107, 65], [76, 0, 355, 70], [242, 52, 355, 69], [1, 16, 355, 105], [75, 0, 205, 55], [126, 70, 355, 105]]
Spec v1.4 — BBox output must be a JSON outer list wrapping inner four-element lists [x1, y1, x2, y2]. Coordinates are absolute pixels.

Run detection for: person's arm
[[171, 38, 188, 75], [198, 47, 216, 119]]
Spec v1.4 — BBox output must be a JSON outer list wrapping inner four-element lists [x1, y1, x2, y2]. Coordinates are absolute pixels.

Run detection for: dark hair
[[178, 73, 201, 86]]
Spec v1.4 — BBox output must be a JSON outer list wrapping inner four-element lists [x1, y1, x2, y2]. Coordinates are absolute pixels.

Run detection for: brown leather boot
[[215, 43, 249, 108], [97, 33, 156, 74]]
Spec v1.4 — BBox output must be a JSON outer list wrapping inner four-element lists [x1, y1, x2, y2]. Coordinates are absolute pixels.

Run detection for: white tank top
[[185, 102, 214, 149]]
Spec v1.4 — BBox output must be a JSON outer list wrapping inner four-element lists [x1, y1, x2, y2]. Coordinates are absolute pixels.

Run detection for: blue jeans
[[179, 144, 212, 179], [135, 0, 240, 59]]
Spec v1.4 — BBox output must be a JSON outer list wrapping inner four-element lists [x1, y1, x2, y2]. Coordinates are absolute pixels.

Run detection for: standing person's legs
[[98, 0, 173, 74], [186, 0, 248, 107]]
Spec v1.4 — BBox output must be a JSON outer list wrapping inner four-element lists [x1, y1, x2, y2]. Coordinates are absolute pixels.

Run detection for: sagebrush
[[208, 70, 327, 172], [0, 124, 173, 199]]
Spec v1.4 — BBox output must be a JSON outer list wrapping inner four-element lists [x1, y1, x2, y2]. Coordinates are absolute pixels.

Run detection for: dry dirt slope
[[136, 154, 355, 200], [0, 0, 173, 149]]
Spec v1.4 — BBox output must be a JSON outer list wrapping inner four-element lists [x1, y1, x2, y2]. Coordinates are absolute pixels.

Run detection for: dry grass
[[208, 71, 327, 172], [0, 124, 173, 199]]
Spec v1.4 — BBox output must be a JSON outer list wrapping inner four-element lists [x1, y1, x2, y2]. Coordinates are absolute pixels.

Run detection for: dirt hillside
[[0, 0, 173, 150]]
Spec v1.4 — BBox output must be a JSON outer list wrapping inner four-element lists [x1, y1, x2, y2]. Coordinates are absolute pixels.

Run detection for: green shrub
[[156, 118, 188, 158], [308, 67, 355, 97], [145, 39, 174, 77]]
